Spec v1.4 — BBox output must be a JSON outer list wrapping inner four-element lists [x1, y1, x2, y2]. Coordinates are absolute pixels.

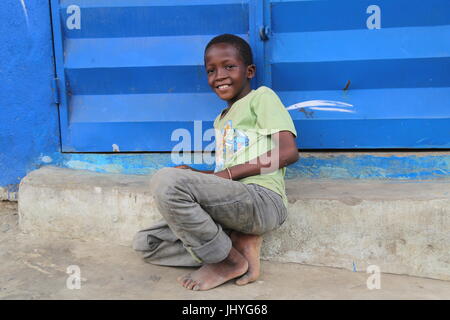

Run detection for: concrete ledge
[[18, 167, 162, 245], [18, 166, 450, 280]]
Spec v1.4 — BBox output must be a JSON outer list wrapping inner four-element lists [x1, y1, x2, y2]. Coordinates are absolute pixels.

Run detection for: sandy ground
[[1, 201, 449, 300]]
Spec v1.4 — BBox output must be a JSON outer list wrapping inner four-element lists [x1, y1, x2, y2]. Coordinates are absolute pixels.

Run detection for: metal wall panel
[[269, 0, 450, 148], [52, 0, 450, 151], [51, 0, 251, 151]]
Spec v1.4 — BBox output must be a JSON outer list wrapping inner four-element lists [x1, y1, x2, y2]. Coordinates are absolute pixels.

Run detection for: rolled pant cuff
[[186, 225, 232, 264]]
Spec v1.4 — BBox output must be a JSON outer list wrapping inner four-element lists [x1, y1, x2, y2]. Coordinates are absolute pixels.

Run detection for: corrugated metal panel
[[51, 0, 251, 152], [51, 0, 450, 151], [269, 0, 450, 148]]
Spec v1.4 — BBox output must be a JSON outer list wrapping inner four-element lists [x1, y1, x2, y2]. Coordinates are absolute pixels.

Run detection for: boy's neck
[[226, 84, 252, 107]]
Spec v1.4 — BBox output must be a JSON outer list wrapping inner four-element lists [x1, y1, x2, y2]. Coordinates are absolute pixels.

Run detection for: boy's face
[[204, 43, 255, 106]]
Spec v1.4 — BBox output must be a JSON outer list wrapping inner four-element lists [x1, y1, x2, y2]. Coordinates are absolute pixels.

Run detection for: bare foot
[[177, 247, 248, 291], [230, 231, 263, 285]]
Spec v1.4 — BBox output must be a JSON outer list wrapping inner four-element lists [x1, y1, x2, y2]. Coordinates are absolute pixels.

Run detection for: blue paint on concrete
[[60, 153, 215, 174], [29, 152, 450, 181], [44, 152, 215, 175], [0, 0, 60, 193], [286, 154, 450, 180]]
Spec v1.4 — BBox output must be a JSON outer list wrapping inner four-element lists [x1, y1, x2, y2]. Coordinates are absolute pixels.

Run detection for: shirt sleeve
[[252, 87, 298, 137]]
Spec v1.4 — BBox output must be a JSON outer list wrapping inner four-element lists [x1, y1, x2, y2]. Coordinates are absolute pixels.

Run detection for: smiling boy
[[133, 34, 298, 291]]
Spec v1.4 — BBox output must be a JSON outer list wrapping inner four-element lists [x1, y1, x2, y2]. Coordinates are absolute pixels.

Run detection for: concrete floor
[[1, 201, 449, 300]]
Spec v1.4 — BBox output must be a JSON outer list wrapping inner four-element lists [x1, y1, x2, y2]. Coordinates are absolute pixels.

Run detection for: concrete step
[[18, 166, 450, 280]]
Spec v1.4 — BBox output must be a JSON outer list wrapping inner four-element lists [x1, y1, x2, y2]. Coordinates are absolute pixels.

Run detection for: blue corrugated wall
[[50, 0, 450, 151], [269, 0, 450, 149], [52, 0, 251, 152], [0, 0, 449, 200]]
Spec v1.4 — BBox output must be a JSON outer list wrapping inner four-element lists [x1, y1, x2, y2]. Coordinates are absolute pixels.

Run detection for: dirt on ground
[[1, 201, 449, 300]]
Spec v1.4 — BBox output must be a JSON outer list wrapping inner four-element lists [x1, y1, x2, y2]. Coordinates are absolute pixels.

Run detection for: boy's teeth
[[218, 85, 230, 89]]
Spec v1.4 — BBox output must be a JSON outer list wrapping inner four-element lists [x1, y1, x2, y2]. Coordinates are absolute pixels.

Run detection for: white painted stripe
[[309, 107, 355, 113], [287, 100, 353, 110], [19, 0, 29, 26]]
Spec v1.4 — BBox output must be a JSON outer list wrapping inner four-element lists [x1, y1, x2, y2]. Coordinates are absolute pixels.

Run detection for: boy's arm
[[216, 130, 299, 180], [175, 131, 298, 179]]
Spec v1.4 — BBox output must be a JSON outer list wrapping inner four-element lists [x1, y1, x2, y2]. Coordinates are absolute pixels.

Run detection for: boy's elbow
[[290, 148, 299, 164], [280, 148, 299, 167]]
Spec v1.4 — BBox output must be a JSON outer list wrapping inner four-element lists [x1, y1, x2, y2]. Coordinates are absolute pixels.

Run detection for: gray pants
[[133, 167, 287, 266]]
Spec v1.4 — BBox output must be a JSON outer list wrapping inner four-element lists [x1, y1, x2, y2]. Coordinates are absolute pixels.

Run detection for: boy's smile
[[204, 43, 255, 107]]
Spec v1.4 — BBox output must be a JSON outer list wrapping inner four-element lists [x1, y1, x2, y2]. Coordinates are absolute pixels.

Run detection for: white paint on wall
[[308, 107, 355, 113], [287, 100, 355, 113], [41, 156, 53, 163], [112, 144, 120, 152], [19, 0, 29, 27]]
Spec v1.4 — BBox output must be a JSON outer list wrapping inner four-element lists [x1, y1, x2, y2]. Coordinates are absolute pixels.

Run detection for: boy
[[133, 34, 298, 291]]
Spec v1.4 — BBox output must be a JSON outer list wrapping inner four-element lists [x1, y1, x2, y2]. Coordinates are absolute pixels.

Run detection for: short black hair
[[204, 34, 254, 66]]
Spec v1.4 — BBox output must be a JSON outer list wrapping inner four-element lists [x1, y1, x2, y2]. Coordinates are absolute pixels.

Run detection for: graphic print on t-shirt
[[215, 120, 249, 172]]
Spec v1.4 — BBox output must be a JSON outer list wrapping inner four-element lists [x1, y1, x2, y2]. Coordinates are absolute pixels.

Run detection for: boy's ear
[[246, 64, 256, 79]]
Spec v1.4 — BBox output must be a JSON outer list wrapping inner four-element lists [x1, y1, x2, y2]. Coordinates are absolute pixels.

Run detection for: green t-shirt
[[213, 86, 297, 207]]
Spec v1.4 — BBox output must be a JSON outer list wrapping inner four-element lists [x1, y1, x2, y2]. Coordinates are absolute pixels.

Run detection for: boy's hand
[[173, 165, 215, 175], [214, 170, 232, 180]]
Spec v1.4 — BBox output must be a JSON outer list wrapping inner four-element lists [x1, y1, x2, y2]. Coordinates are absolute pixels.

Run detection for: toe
[[188, 280, 198, 290], [177, 273, 190, 284], [235, 274, 250, 286], [183, 279, 192, 289]]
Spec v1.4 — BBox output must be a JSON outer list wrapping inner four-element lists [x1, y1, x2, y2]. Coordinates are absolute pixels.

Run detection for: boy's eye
[[206, 69, 214, 75], [225, 65, 236, 70]]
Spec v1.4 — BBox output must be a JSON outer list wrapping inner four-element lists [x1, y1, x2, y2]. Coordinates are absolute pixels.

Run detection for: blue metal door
[[51, 0, 256, 152], [267, 0, 450, 148], [51, 0, 450, 151]]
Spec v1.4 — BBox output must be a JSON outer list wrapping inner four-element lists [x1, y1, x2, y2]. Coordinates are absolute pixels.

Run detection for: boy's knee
[[150, 167, 183, 201]]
